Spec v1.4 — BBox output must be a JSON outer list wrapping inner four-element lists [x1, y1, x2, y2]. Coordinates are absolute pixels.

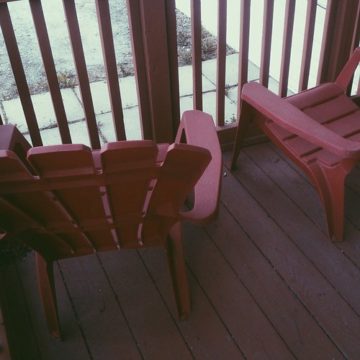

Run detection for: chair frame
[[0, 110, 222, 338], [231, 48, 360, 242]]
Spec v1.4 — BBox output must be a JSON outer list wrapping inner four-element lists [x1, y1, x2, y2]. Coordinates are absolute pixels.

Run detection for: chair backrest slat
[[100, 141, 157, 247], [0, 196, 74, 259], [28, 144, 117, 252], [142, 143, 211, 243], [0, 151, 76, 258]]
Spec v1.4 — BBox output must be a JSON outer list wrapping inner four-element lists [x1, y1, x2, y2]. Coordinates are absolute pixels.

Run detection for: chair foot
[[311, 164, 349, 242], [230, 101, 252, 171], [36, 253, 62, 339], [166, 223, 190, 320]]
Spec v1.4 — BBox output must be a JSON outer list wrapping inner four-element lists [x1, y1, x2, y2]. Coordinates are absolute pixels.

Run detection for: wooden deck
[[2, 143, 360, 359]]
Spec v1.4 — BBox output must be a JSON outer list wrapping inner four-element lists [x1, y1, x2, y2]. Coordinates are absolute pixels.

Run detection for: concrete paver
[[68, 120, 93, 147], [178, 64, 216, 97], [37, 126, 63, 146], [180, 90, 237, 125], [61, 88, 86, 122], [98, 106, 142, 142], [75, 81, 111, 116], [119, 76, 139, 109], [2, 98, 27, 133], [2, 55, 243, 145], [202, 54, 260, 87]]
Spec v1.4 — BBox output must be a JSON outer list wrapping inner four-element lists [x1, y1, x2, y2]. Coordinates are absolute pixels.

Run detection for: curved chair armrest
[[335, 47, 360, 90], [0, 125, 34, 173], [176, 110, 222, 224], [242, 82, 360, 159]]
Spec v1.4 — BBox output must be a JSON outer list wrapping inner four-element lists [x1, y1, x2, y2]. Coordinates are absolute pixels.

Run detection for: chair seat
[[263, 83, 360, 166], [231, 46, 360, 242]]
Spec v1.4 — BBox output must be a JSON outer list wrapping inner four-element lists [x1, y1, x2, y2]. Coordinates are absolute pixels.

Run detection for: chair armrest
[[335, 47, 360, 90], [176, 110, 222, 224], [0, 125, 34, 173], [242, 82, 360, 159], [0, 125, 31, 153]]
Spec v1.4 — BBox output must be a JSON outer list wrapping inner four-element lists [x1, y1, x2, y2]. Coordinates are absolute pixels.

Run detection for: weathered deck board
[[182, 223, 294, 358], [0, 263, 41, 360], [205, 204, 343, 359], [262, 143, 360, 268], [2, 146, 360, 359], [58, 254, 143, 360], [139, 248, 245, 359], [98, 250, 193, 360], [227, 150, 360, 358], [234, 145, 360, 315], [17, 254, 90, 360]]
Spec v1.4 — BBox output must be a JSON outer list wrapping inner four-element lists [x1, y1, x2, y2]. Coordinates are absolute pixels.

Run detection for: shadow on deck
[[2, 143, 360, 359]]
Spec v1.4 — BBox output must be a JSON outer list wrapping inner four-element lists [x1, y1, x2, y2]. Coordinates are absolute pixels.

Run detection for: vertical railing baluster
[[237, 0, 251, 119], [318, 0, 333, 85], [165, 0, 180, 136], [299, 0, 317, 91], [351, 2, 360, 50], [351, 1, 360, 95], [30, 0, 72, 144], [318, 0, 359, 84], [216, 0, 227, 126], [279, 0, 295, 97], [62, 0, 100, 149], [126, 0, 153, 140], [191, 0, 202, 110], [0, 3, 42, 146], [95, 0, 126, 141], [127, 0, 175, 142], [260, 0, 274, 87]]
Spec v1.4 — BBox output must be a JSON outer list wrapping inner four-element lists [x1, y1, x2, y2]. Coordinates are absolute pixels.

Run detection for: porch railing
[[0, 0, 359, 149]]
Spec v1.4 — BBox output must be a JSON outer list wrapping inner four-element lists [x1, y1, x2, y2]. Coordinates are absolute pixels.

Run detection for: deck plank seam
[[94, 253, 146, 360], [229, 151, 360, 319], [224, 161, 360, 356], [134, 250, 196, 360], [183, 262, 247, 359], [57, 262, 95, 360], [14, 261, 43, 359], [257, 144, 360, 269], [202, 221, 298, 359], [217, 201, 345, 358]]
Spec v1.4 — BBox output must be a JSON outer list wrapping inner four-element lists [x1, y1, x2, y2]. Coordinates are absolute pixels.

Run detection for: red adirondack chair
[[0, 110, 222, 338], [231, 47, 360, 242]]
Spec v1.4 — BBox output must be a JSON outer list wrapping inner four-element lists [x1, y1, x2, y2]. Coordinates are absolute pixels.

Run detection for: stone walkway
[[1, 54, 263, 146]]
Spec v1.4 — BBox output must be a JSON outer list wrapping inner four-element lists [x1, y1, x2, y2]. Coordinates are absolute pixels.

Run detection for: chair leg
[[312, 164, 348, 242], [166, 222, 190, 320], [230, 101, 252, 170], [36, 253, 62, 338]]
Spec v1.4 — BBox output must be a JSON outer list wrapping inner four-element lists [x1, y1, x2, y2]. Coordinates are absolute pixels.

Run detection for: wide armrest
[[335, 47, 360, 90], [176, 110, 222, 224], [242, 82, 360, 159], [0, 125, 34, 173]]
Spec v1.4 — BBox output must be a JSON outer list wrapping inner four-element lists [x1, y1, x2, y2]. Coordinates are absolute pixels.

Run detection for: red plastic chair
[[231, 47, 360, 242], [0, 110, 222, 338]]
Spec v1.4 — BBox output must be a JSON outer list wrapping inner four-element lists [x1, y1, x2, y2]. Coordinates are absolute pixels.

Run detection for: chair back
[[0, 132, 211, 261]]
